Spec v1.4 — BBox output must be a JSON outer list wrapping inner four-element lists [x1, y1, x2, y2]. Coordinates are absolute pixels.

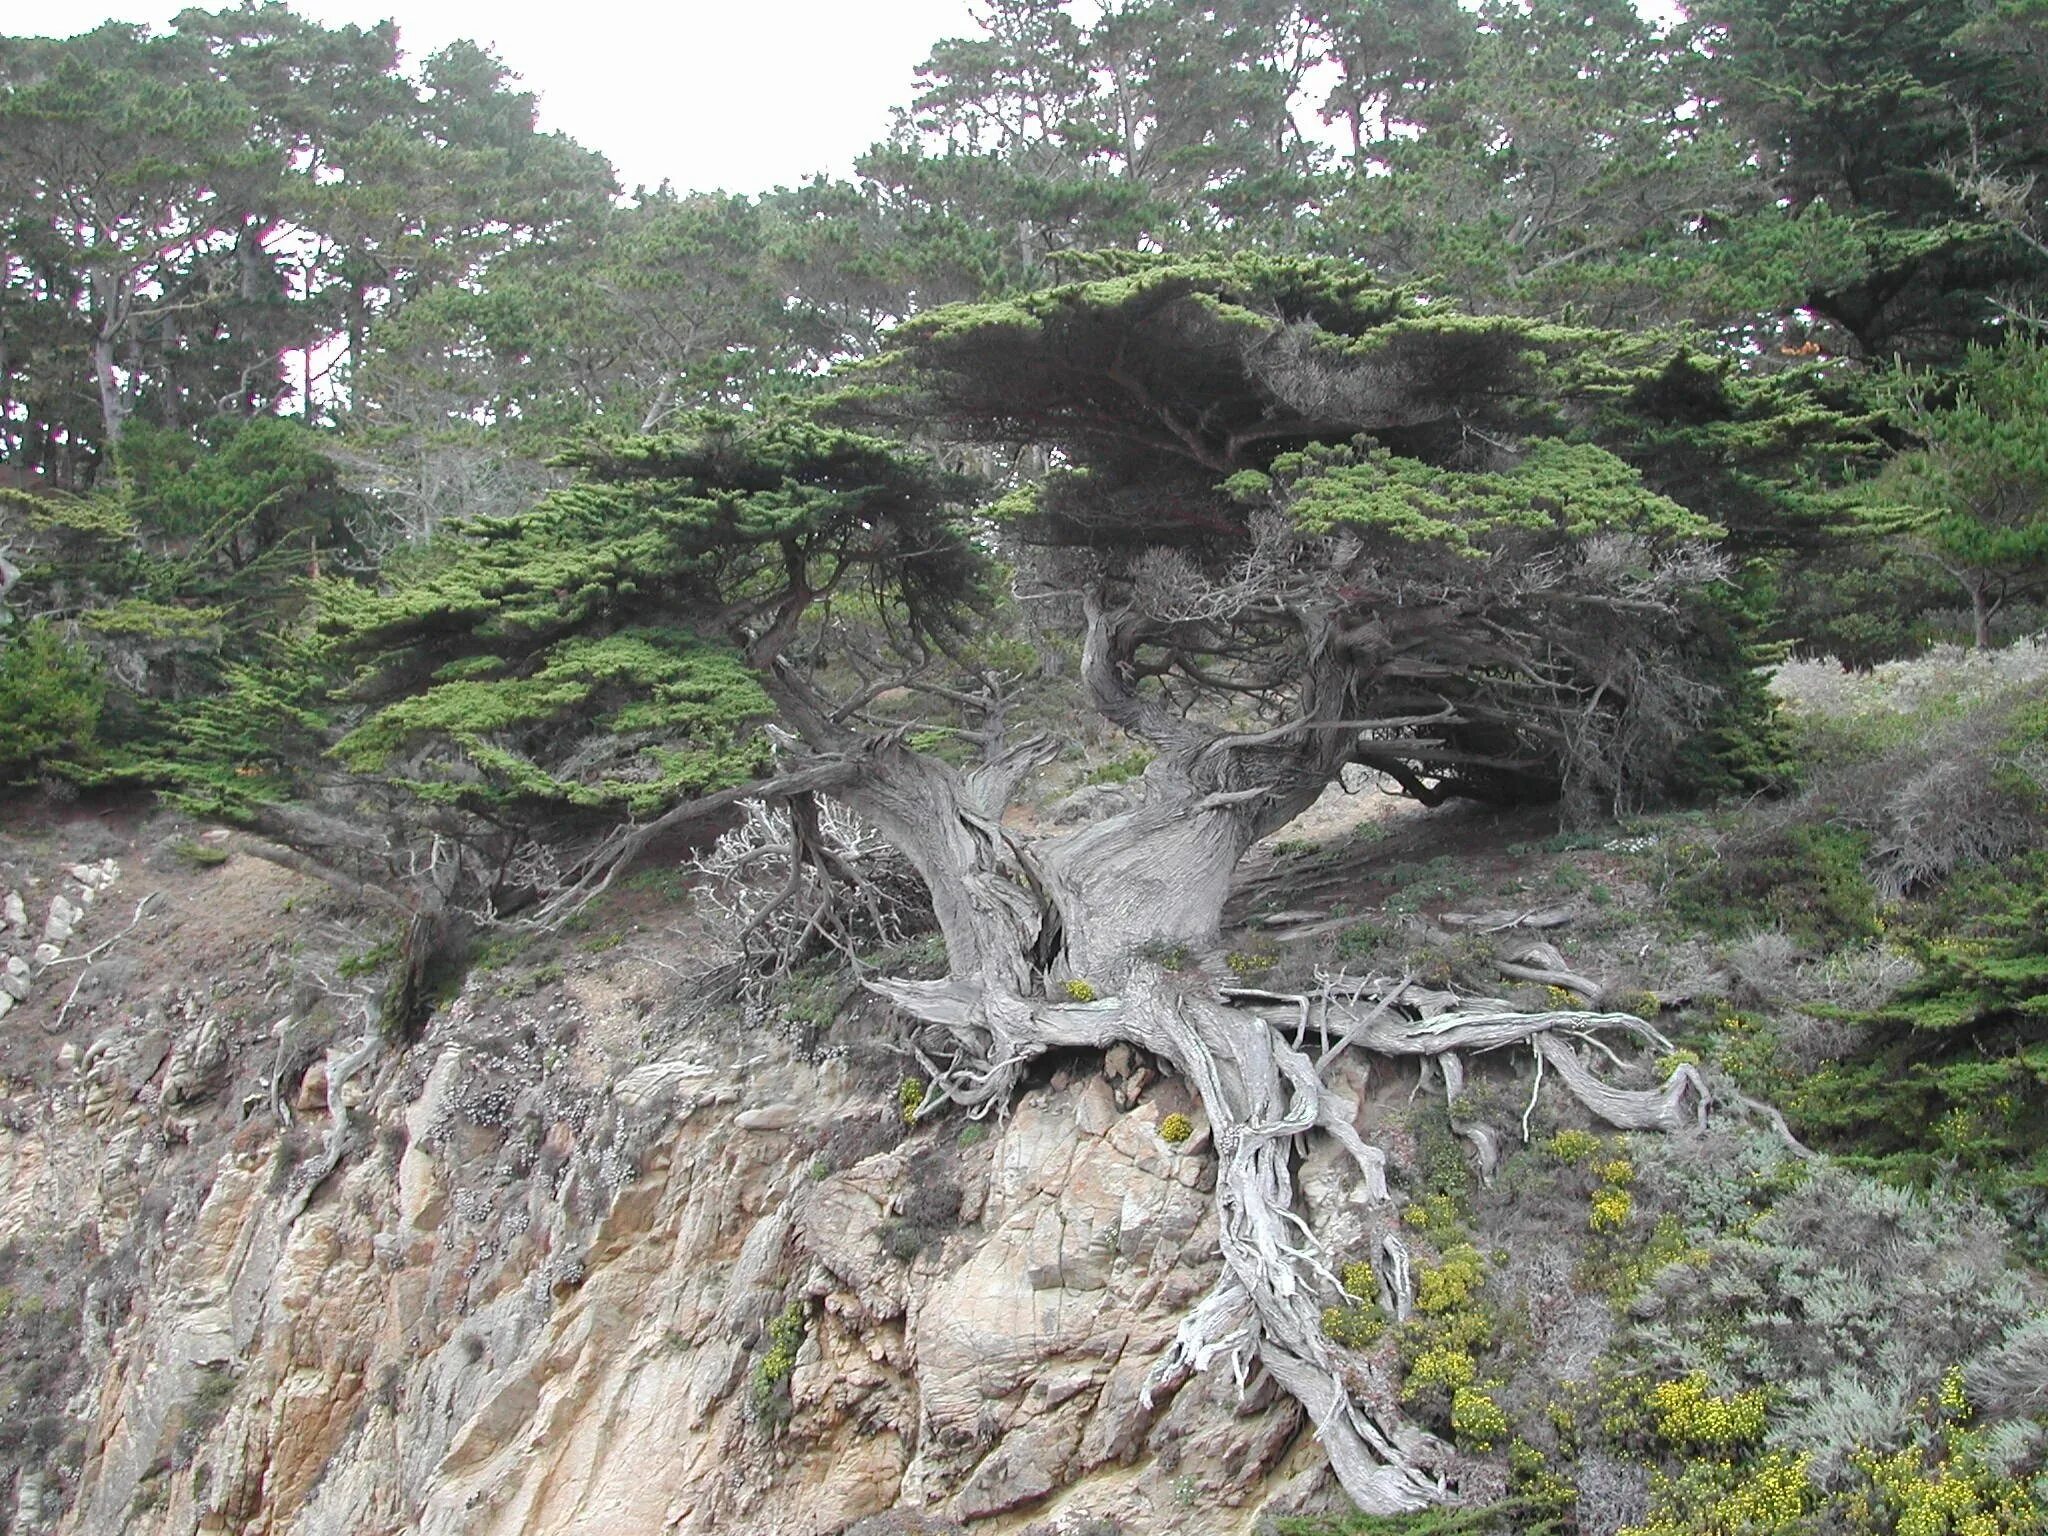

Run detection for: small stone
[[734, 1102, 800, 1131], [295, 1061, 329, 1111], [41, 894, 79, 943], [32, 943, 60, 967], [57, 1043, 79, 1072], [2, 892, 25, 929], [1103, 1043, 1135, 1080], [1075, 1076, 1118, 1136]]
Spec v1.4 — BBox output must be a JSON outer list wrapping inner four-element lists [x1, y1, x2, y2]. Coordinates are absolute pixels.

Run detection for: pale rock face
[[76, 1060, 1315, 1536], [161, 1017, 230, 1108], [4, 944, 1341, 1536]]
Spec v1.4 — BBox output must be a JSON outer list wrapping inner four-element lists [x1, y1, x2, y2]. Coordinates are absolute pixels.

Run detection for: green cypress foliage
[[1796, 853, 2048, 1209], [288, 411, 979, 824], [0, 621, 107, 785], [862, 254, 1870, 806]]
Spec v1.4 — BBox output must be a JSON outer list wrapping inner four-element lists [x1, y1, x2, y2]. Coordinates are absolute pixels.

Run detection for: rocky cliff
[[0, 814, 1364, 1536]]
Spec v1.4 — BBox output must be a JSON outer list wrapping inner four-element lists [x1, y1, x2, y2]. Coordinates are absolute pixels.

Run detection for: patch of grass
[[494, 959, 564, 997], [1083, 748, 1153, 786], [861, 932, 948, 976], [468, 932, 530, 973], [337, 937, 399, 979], [620, 865, 689, 898], [774, 960, 857, 1029], [164, 836, 230, 870], [1136, 937, 1198, 971]]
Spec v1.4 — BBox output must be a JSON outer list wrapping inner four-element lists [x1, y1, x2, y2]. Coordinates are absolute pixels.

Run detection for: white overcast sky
[[24, 2, 1688, 195], [23, 0, 978, 194]]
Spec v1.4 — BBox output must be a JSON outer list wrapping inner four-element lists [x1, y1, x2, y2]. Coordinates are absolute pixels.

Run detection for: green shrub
[[1789, 855, 2048, 1218], [1333, 921, 1391, 963], [0, 621, 106, 785], [1323, 1301, 1387, 1349], [749, 1301, 807, 1425], [1669, 823, 1877, 946]]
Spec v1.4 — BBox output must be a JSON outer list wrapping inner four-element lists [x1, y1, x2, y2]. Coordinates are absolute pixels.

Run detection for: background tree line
[[2, 0, 2046, 777]]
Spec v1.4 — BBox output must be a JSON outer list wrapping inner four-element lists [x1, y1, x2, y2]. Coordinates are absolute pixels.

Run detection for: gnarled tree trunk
[[767, 596, 1721, 1513]]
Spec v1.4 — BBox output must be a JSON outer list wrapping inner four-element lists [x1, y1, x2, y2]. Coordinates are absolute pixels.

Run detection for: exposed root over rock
[[872, 961, 1724, 1513]]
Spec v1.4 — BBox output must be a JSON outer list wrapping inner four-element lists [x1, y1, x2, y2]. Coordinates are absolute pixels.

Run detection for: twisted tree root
[[869, 963, 1725, 1513]]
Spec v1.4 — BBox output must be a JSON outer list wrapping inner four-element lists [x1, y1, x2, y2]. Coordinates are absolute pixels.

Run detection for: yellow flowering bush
[[1451, 1387, 1510, 1450], [1548, 1129, 1603, 1164], [1620, 1451, 1810, 1536], [1321, 1255, 1386, 1349], [1938, 1365, 1970, 1420], [1647, 1373, 1768, 1449], [1850, 1445, 2040, 1536], [1401, 1192, 1464, 1234], [1590, 1185, 1635, 1231], [1597, 1158, 1636, 1187], [897, 1077, 926, 1125], [1159, 1112, 1193, 1145], [1415, 1244, 1486, 1315], [1062, 978, 1098, 1002], [1403, 1344, 1477, 1396], [749, 1300, 809, 1423]]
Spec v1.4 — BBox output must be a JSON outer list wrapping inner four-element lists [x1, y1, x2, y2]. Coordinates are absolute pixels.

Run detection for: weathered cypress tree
[[220, 255, 1864, 1507]]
